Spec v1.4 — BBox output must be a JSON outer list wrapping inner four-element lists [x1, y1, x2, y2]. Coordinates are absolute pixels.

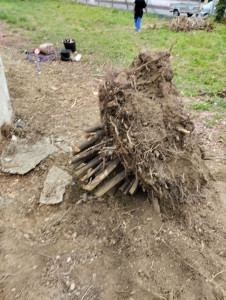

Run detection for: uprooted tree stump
[[72, 49, 209, 213]]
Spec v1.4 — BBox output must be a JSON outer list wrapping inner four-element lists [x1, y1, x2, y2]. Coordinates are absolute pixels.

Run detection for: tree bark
[[83, 157, 120, 191], [74, 157, 103, 177], [95, 170, 127, 197], [83, 123, 104, 133], [73, 130, 105, 153]]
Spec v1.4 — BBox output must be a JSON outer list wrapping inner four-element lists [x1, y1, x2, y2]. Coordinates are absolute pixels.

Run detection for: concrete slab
[[39, 166, 72, 205], [1, 138, 58, 174]]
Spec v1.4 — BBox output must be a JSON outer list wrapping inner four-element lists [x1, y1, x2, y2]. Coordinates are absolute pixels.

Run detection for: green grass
[[190, 97, 226, 112], [0, 0, 225, 99], [202, 113, 225, 128]]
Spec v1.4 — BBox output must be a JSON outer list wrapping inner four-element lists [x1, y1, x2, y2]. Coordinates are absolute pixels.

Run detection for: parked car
[[200, 1, 218, 17], [170, 2, 200, 17]]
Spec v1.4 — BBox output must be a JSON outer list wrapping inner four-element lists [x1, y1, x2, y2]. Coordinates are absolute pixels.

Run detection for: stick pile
[[72, 124, 139, 197], [169, 16, 214, 32]]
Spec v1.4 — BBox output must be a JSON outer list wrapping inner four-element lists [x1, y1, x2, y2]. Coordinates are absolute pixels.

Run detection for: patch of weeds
[[112, 8, 119, 14], [218, 136, 225, 141], [0, 11, 7, 20], [19, 16, 28, 22], [202, 113, 224, 128], [190, 97, 226, 112], [7, 16, 18, 25], [190, 102, 213, 111]]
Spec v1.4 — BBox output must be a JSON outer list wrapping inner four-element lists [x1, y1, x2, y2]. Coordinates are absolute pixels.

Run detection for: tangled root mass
[[99, 49, 209, 210]]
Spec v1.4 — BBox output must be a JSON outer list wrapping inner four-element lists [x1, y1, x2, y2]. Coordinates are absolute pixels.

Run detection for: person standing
[[134, 0, 147, 32]]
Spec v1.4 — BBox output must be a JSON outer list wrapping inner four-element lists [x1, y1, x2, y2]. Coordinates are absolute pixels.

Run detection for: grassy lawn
[[0, 0, 225, 101]]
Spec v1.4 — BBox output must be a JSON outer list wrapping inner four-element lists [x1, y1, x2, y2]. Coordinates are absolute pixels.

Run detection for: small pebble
[[67, 257, 71, 263], [70, 283, 75, 291], [24, 234, 30, 239], [72, 232, 77, 239], [11, 135, 17, 141]]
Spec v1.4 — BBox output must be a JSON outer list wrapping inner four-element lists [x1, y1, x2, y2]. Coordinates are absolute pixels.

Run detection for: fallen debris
[[39, 166, 72, 205], [72, 49, 210, 213], [1, 138, 58, 174], [169, 16, 214, 32]]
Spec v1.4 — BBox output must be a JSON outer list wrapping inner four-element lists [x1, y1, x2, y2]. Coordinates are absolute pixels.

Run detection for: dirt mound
[[99, 49, 210, 211], [169, 16, 214, 32]]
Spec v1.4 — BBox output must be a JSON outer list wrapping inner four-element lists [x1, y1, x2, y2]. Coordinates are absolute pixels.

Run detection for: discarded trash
[[63, 39, 76, 53], [39, 166, 72, 205], [60, 49, 72, 61], [1, 138, 58, 175], [26, 48, 57, 75], [74, 54, 82, 62], [14, 120, 24, 129], [34, 48, 40, 55], [39, 43, 55, 54], [11, 135, 17, 141]]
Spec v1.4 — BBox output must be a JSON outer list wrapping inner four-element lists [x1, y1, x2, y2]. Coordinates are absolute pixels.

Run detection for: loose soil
[[0, 24, 226, 300]]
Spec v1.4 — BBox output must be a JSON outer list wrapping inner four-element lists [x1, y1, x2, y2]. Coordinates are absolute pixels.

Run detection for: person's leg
[[137, 17, 142, 31], [134, 16, 138, 31]]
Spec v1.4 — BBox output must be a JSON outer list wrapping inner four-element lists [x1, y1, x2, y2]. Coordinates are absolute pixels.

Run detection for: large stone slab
[[39, 166, 72, 205], [1, 138, 58, 174], [0, 56, 12, 130]]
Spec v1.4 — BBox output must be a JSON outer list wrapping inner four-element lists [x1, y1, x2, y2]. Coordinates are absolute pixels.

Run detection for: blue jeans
[[134, 16, 142, 31]]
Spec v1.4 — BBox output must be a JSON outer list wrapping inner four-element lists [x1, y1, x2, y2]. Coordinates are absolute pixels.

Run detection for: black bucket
[[60, 49, 72, 61], [63, 39, 76, 53]]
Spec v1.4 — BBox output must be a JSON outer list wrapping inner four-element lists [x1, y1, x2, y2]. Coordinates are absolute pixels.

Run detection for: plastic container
[[60, 49, 72, 61], [63, 39, 76, 53]]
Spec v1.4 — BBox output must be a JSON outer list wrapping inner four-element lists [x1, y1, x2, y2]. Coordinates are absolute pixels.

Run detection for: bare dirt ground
[[0, 24, 226, 300]]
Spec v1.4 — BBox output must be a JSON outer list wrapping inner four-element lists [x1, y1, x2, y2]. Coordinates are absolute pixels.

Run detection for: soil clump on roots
[[99, 49, 210, 213]]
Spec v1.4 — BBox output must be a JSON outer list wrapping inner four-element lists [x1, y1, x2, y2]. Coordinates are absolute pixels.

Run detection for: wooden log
[[81, 161, 103, 182], [73, 140, 109, 156], [107, 181, 122, 196], [123, 177, 135, 195], [152, 197, 160, 213], [129, 178, 139, 195], [73, 130, 105, 153], [176, 126, 190, 134], [82, 159, 112, 182], [93, 159, 111, 175], [82, 157, 120, 191], [74, 157, 102, 177], [72, 142, 106, 164], [72, 159, 86, 170], [95, 170, 127, 197], [83, 124, 104, 133], [119, 180, 129, 192], [72, 150, 98, 164]]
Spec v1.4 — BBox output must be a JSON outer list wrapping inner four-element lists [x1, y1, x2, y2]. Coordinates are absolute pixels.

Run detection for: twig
[[80, 285, 93, 300], [209, 270, 226, 282]]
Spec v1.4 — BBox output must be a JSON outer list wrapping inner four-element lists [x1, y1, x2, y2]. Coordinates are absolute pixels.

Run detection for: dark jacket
[[134, 0, 147, 18]]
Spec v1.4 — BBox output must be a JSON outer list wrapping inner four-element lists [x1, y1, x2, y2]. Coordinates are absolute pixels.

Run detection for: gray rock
[[39, 166, 72, 205], [56, 143, 72, 153], [1, 138, 57, 174]]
